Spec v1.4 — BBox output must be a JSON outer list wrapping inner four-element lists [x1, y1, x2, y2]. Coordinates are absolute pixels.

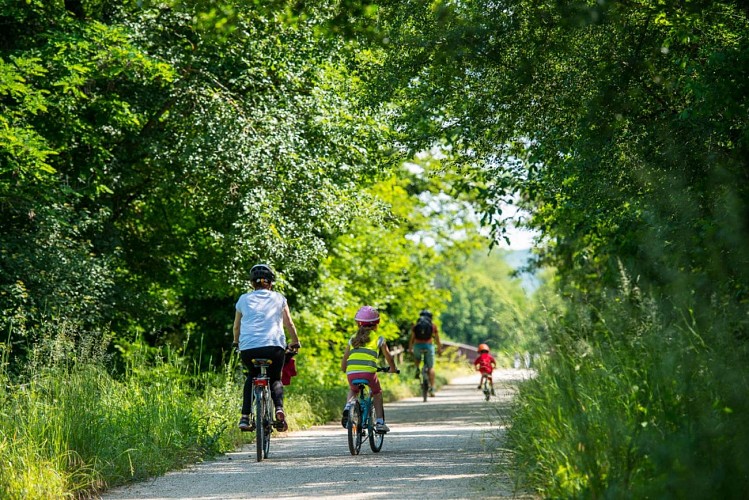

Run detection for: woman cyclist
[[340, 306, 398, 433], [233, 263, 301, 432]]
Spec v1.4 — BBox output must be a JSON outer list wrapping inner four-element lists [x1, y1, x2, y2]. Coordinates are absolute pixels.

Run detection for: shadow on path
[[102, 369, 536, 500]]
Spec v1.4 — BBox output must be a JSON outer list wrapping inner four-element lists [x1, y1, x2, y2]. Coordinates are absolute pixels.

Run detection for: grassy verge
[[506, 290, 749, 498], [0, 339, 241, 498]]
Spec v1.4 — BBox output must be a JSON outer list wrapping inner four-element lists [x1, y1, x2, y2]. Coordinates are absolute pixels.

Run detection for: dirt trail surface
[[102, 369, 535, 500]]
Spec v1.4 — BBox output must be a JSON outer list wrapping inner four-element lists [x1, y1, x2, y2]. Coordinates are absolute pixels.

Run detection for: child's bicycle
[[347, 366, 399, 455], [479, 374, 494, 401]]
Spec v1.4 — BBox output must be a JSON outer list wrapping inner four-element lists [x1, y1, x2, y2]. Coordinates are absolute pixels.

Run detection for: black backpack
[[413, 316, 433, 340]]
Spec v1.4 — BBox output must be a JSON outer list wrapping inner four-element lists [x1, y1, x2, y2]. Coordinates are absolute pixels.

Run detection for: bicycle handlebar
[[376, 366, 400, 374], [285, 344, 299, 358]]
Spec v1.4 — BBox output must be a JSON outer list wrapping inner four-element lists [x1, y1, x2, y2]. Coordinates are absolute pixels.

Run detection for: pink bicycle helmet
[[354, 305, 380, 325]]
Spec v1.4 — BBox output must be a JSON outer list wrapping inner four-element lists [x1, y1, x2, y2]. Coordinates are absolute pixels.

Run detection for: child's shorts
[[347, 372, 382, 395]]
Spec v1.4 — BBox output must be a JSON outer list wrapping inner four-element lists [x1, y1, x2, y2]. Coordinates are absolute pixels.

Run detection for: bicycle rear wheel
[[254, 388, 264, 462], [262, 390, 272, 458], [421, 367, 429, 403], [483, 380, 490, 401], [369, 405, 384, 452], [347, 401, 363, 455]]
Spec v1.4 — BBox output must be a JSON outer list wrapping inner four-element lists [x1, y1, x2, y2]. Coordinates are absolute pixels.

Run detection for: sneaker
[[374, 421, 390, 433], [239, 416, 255, 432], [491, 389, 496, 396], [414, 367, 420, 379], [429, 387, 435, 397], [341, 408, 349, 429], [275, 408, 288, 432], [477, 385, 482, 390]]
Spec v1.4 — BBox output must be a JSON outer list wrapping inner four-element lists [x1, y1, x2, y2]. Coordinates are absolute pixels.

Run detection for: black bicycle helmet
[[250, 263, 275, 283], [420, 309, 432, 318]]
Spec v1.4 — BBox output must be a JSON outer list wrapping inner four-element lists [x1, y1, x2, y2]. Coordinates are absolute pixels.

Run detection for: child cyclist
[[341, 306, 398, 433], [474, 343, 497, 396]]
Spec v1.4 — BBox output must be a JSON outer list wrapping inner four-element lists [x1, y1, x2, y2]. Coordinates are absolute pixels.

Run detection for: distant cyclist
[[474, 343, 497, 395], [233, 263, 301, 432], [341, 306, 398, 433], [408, 309, 442, 397]]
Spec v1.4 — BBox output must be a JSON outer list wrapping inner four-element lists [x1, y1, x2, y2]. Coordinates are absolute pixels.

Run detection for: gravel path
[[102, 369, 535, 499]]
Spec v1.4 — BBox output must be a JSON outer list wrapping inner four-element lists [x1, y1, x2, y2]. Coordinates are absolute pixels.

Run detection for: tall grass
[[507, 285, 749, 497], [0, 332, 241, 499], [0, 328, 435, 498]]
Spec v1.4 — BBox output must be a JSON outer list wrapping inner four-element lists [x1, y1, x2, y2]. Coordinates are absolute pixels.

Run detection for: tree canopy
[[1, 1, 405, 362], [3, 1, 749, 496], [350, 0, 748, 321]]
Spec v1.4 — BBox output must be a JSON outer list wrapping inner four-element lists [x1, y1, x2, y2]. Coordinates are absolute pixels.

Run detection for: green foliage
[[509, 282, 749, 498], [439, 249, 536, 358], [363, 0, 749, 309], [291, 159, 492, 381], [354, 0, 749, 496], [0, 0, 404, 368], [0, 335, 242, 498]]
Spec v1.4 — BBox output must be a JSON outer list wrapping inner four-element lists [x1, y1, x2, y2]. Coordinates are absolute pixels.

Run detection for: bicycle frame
[[347, 370, 391, 456]]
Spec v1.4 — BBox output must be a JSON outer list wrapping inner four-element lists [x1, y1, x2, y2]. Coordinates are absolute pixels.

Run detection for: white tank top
[[235, 289, 287, 350]]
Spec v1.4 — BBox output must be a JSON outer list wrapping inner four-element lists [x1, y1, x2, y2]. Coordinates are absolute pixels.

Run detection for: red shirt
[[474, 352, 496, 374]]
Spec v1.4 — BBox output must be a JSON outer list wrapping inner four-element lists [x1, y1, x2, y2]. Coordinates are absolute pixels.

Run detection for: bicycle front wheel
[[369, 404, 384, 453], [347, 401, 363, 455], [254, 388, 264, 462]]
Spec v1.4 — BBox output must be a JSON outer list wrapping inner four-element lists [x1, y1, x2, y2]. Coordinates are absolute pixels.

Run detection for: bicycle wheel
[[421, 366, 429, 403], [347, 401, 363, 455], [483, 381, 491, 401], [262, 390, 272, 458], [369, 403, 384, 453], [254, 388, 264, 462]]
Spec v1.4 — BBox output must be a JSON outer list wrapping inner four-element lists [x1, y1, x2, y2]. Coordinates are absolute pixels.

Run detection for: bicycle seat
[[252, 358, 272, 366], [351, 378, 370, 386]]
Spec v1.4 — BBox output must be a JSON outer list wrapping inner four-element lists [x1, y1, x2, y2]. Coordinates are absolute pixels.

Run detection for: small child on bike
[[474, 343, 497, 396], [341, 306, 398, 433]]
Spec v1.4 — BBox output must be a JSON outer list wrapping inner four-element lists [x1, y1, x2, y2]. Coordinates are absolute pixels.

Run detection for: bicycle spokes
[[347, 402, 363, 455]]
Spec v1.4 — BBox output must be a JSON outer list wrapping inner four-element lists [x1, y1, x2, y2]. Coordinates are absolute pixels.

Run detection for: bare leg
[[373, 392, 385, 421]]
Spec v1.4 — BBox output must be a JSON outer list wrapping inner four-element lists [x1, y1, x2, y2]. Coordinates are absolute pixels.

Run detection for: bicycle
[[413, 350, 430, 402], [481, 375, 491, 401], [247, 358, 279, 462], [347, 366, 399, 456], [419, 358, 429, 402]]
